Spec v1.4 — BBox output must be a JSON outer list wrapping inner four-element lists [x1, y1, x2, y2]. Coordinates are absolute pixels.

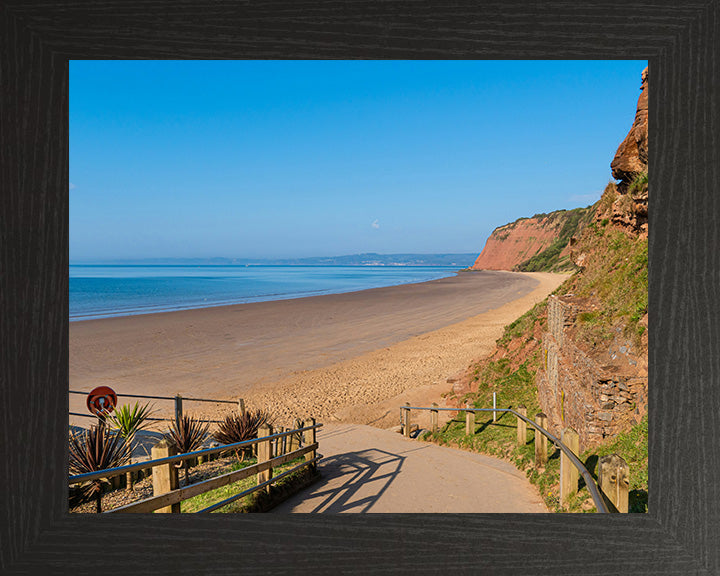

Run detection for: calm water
[[69, 265, 460, 321]]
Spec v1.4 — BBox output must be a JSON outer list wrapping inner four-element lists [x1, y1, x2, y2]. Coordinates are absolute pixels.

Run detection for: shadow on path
[[290, 448, 404, 513]]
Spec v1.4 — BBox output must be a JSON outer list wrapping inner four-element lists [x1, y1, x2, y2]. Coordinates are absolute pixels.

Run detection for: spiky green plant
[[107, 401, 157, 490], [69, 425, 133, 513], [108, 401, 157, 441], [165, 414, 210, 484], [212, 409, 270, 462]]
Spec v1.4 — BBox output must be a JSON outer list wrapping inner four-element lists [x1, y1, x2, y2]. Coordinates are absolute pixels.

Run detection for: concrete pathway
[[271, 423, 547, 513]]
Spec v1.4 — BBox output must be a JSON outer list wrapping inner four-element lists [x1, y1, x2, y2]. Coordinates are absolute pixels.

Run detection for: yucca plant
[[106, 401, 157, 490], [212, 409, 270, 462], [165, 414, 210, 484], [69, 425, 133, 513], [108, 401, 157, 440]]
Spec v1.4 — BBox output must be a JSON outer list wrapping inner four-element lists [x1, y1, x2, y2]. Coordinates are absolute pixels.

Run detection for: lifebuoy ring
[[86, 386, 118, 416]]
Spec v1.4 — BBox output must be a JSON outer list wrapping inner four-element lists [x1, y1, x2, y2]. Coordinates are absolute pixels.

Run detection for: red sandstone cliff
[[608, 66, 649, 236], [471, 208, 592, 272], [611, 67, 648, 188], [472, 217, 559, 271]]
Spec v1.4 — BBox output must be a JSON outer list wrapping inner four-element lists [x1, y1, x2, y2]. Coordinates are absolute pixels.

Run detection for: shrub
[[165, 414, 210, 484], [69, 425, 133, 512], [212, 409, 270, 461]]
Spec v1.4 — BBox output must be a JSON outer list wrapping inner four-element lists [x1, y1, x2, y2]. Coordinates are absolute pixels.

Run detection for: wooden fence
[[68, 421, 321, 513], [400, 403, 629, 513]]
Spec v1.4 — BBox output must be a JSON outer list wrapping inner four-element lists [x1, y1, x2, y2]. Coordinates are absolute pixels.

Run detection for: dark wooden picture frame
[[1, 1, 718, 574]]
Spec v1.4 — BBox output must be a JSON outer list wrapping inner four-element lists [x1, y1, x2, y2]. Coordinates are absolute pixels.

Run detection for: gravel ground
[[70, 456, 239, 513]]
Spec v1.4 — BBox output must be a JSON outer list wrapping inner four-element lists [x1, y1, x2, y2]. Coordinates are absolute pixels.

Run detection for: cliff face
[[471, 216, 563, 271], [611, 67, 648, 187], [608, 66, 649, 237], [471, 208, 593, 272]]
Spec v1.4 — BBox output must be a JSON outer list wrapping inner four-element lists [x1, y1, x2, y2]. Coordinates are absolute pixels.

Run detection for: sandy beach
[[69, 270, 567, 429]]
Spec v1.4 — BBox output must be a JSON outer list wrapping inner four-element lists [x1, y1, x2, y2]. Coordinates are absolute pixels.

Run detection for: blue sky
[[70, 60, 647, 262]]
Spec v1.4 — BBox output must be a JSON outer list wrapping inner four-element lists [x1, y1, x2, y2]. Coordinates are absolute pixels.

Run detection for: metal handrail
[[68, 423, 323, 485], [69, 411, 225, 424], [402, 405, 609, 513], [69, 389, 237, 404]]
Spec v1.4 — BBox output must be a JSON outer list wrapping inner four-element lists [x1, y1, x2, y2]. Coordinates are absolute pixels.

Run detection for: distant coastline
[[71, 252, 479, 268]]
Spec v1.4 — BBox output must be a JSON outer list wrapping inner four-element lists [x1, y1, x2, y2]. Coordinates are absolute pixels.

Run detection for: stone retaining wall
[[537, 296, 647, 448]]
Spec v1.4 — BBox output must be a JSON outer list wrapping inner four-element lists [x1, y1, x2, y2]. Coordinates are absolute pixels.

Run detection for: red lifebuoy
[[86, 386, 118, 416]]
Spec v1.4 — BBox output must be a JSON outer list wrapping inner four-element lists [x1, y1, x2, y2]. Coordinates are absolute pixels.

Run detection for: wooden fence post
[[560, 427, 580, 504], [257, 423, 274, 494], [431, 403, 439, 434], [275, 426, 284, 456], [237, 398, 245, 416], [151, 439, 180, 513], [598, 453, 630, 513], [404, 402, 411, 438], [534, 412, 548, 467], [465, 405, 475, 436], [516, 405, 527, 446], [303, 417, 317, 471], [289, 421, 300, 453], [174, 394, 183, 423]]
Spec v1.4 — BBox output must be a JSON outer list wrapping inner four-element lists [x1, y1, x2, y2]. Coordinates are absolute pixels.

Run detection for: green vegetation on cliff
[[571, 225, 648, 348]]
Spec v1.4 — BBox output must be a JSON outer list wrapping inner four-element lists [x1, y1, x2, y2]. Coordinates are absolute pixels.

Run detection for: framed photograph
[[2, 1, 718, 573]]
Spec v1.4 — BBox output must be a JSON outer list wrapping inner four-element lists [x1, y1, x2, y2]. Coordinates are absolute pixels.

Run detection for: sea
[[69, 265, 461, 321]]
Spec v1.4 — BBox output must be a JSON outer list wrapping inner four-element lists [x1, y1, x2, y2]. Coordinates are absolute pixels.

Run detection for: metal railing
[[401, 405, 609, 513], [69, 389, 242, 424], [69, 390, 237, 404]]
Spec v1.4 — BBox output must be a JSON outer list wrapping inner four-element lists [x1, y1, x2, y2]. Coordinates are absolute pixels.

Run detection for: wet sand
[[69, 270, 567, 428]]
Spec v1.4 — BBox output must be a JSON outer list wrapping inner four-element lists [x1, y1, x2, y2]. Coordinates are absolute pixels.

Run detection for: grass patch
[[628, 171, 648, 196], [180, 456, 308, 513], [496, 301, 547, 348], [569, 228, 648, 347], [582, 415, 648, 513]]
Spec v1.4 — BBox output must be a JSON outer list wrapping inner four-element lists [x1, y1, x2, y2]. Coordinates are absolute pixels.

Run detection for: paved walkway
[[271, 424, 547, 513]]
